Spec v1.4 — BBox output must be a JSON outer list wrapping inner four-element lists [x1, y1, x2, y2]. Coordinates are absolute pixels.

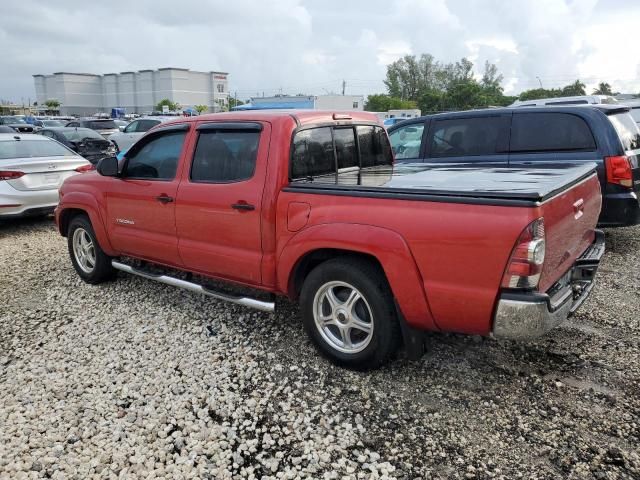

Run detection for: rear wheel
[[67, 215, 115, 284], [299, 257, 401, 369]]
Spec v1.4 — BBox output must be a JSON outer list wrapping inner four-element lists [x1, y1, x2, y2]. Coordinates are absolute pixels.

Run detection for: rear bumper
[[0, 187, 59, 217], [599, 191, 640, 227], [492, 230, 605, 340]]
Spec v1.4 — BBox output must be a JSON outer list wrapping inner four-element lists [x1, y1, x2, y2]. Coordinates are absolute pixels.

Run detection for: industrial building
[[33, 68, 229, 116], [234, 94, 365, 111]]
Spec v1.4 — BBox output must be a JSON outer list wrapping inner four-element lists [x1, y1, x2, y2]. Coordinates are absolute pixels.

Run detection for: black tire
[[67, 214, 115, 284], [299, 257, 401, 369]]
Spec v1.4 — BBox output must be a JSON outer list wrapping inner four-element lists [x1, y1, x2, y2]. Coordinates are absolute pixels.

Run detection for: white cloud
[[0, 0, 638, 102]]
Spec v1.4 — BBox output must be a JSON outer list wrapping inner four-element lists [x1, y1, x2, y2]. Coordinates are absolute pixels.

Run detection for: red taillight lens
[[0, 170, 25, 180], [501, 218, 545, 290], [605, 155, 632, 188], [75, 164, 95, 173]]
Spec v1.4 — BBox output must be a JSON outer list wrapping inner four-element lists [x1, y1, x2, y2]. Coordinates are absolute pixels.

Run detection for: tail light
[[75, 164, 95, 173], [605, 156, 632, 188], [0, 170, 25, 180], [501, 218, 545, 290]]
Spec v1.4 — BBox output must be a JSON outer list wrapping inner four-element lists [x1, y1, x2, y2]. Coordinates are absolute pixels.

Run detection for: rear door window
[[388, 123, 424, 160], [608, 112, 640, 151], [428, 116, 505, 158], [510, 113, 596, 152]]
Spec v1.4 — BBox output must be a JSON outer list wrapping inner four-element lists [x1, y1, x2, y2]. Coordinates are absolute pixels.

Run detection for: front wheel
[[299, 257, 401, 369], [67, 215, 115, 284]]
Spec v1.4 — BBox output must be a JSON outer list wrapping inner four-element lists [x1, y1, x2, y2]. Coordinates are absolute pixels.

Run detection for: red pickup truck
[[55, 111, 605, 368]]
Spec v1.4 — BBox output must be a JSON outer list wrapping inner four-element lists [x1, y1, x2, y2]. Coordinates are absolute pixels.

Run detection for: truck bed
[[287, 163, 598, 205]]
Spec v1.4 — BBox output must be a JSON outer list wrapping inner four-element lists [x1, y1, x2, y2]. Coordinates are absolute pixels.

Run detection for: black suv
[[388, 105, 640, 227]]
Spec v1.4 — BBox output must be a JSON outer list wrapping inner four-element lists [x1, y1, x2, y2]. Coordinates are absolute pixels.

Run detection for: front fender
[[56, 192, 117, 256], [277, 223, 436, 331]]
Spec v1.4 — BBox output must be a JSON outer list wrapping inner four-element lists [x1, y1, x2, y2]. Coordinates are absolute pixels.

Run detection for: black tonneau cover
[[285, 163, 598, 206]]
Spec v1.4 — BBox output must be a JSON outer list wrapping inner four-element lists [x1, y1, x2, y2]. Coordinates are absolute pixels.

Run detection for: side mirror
[[97, 156, 119, 177]]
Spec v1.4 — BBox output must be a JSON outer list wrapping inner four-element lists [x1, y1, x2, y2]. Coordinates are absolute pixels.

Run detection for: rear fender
[[57, 193, 116, 256], [278, 223, 436, 330]]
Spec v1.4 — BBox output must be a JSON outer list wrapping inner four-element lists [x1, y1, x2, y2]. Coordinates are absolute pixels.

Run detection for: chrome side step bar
[[111, 260, 275, 313]]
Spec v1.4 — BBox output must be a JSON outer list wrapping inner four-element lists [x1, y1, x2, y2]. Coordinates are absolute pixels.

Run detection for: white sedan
[[0, 134, 92, 218], [109, 117, 173, 153]]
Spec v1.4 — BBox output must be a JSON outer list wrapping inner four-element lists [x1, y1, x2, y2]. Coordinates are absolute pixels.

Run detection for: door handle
[[231, 203, 255, 211], [155, 194, 174, 204]]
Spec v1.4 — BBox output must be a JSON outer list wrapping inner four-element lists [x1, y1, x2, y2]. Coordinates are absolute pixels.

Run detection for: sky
[[1, 0, 639, 103]]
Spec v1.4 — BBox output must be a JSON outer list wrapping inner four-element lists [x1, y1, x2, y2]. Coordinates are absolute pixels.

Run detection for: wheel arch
[[56, 194, 116, 256], [278, 223, 436, 331]]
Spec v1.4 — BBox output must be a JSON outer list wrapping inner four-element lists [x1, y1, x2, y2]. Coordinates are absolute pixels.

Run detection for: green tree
[[381, 53, 513, 112], [44, 99, 61, 110], [561, 80, 586, 96], [364, 94, 416, 112], [155, 98, 179, 112], [593, 82, 613, 95], [229, 97, 245, 109], [194, 105, 208, 114]]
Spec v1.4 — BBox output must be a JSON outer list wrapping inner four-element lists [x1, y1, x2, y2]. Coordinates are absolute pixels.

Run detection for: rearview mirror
[[97, 156, 119, 177]]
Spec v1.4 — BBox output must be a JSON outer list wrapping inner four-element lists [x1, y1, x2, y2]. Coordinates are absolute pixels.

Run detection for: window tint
[[429, 116, 504, 157], [124, 131, 186, 180], [510, 113, 596, 152], [333, 128, 358, 170], [608, 113, 640, 151], [136, 119, 161, 133], [357, 126, 393, 168], [291, 127, 335, 181], [191, 130, 260, 183], [389, 123, 424, 159]]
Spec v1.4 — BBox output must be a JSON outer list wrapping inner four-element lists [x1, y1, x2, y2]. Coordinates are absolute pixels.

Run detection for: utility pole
[[342, 80, 346, 95]]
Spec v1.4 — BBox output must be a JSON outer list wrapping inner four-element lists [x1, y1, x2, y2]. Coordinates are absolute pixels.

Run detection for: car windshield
[[5, 117, 27, 124], [62, 128, 105, 142], [608, 112, 640, 151], [629, 108, 640, 124], [87, 120, 117, 130], [0, 139, 76, 159], [42, 120, 64, 127]]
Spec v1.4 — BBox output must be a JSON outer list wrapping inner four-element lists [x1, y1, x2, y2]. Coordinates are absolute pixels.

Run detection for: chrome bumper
[[492, 230, 605, 340]]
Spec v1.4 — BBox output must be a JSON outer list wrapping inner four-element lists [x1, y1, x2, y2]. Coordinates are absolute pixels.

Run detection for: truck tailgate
[[537, 171, 601, 293]]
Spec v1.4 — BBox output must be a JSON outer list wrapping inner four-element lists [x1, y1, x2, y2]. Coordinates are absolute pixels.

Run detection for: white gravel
[[1, 217, 639, 479]]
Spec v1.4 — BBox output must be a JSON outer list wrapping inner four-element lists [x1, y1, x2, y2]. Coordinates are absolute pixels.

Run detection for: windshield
[[609, 112, 640, 151], [629, 108, 640, 124], [62, 128, 105, 142], [4, 116, 27, 124], [0, 139, 76, 159], [42, 120, 64, 127], [87, 120, 117, 130]]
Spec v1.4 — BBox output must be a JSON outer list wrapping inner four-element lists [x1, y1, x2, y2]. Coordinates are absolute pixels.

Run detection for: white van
[[510, 95, 618, 107]]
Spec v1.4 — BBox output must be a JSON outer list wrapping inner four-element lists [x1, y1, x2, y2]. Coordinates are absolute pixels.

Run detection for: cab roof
[[159, 110, 381, 128]]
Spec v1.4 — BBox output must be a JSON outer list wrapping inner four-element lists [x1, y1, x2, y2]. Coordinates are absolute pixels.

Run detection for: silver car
[[0, 134, 92, 218], [109, 117, 173, 152]]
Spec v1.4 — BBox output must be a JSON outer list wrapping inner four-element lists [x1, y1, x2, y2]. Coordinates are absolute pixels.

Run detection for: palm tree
[[593, 82, 613, 95]]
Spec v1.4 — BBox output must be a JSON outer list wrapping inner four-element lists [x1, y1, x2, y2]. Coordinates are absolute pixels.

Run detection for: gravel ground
[[1, 217, 639, 480]]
